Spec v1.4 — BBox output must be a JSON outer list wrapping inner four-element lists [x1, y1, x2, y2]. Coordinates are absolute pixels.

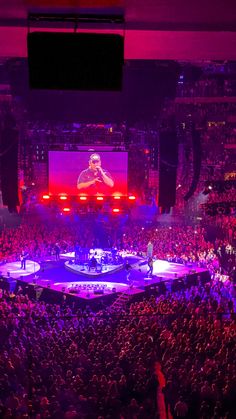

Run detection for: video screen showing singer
[[77, 153, 114, 195]]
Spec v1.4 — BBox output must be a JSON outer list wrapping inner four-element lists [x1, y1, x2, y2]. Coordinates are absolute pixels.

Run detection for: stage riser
[[16, 279, 120, 306]]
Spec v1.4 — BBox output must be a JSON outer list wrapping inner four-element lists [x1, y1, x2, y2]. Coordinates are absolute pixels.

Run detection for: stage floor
[[65, 261, 124, 277], [0, 260, 40, 279], [0, 256, 209, 301]]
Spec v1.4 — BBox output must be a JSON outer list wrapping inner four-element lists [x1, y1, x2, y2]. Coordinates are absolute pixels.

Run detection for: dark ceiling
[[1, 1, 236, 59], [1, 1, 236, 26]]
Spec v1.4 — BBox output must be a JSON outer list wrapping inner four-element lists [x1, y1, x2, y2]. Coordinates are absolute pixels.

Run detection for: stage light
[[59, 196, 67, 200], [63, 207, 71, 212], [128, 195, 136, 200], [42, 194, 50, 200], [79, 196, 87, 201], [113, 196, 121, 200], [112, 208, 120, 213], [96, 197, 104, 201]]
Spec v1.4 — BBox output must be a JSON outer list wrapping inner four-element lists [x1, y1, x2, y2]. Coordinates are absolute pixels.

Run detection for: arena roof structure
[[0, 0, 236, 60]]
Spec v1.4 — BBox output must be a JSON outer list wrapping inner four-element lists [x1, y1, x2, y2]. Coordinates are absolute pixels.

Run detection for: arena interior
[[0, 2, 236, 419]]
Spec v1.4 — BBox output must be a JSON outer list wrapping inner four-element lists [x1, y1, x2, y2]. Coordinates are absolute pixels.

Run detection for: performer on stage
[[74, 242, 81, 264], [124, 259, 132, 282], [89, 255, 98, 271], [54, 243, 60, 261], [147, 257, 154, 277], [20, 249, 28, 270], [147, 241, 154, 258]]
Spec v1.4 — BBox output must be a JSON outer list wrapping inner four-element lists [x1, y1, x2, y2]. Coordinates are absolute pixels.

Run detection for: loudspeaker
[[94, 289, 104, 295], [158, 130, 178, 208], [27, 32, 124, 91], [0, 111, 19, 211]]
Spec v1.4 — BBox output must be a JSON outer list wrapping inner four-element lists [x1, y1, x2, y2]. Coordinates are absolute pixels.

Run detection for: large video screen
[[49, 151, 128, 196]]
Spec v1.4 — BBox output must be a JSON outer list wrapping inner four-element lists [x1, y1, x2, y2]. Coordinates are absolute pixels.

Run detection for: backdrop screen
[[49, 151, 128, 196]]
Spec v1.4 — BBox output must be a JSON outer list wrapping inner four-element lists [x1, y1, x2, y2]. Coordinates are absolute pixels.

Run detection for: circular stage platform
[[0, 260, 41, 279]]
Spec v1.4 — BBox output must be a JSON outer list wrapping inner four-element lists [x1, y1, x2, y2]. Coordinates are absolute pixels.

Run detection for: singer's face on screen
[[89, 157, 101, 171]]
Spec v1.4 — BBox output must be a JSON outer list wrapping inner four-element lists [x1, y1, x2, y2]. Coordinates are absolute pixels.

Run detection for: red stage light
[[128, 195, 136, 200], [113, 208, 120, 213], [96, 197, 104, 201], [59, 196, 67, 200], [113, 196, 121, 200], [42, 194, 50, 200], [79, 196, 87, 201], [63, 207, 71, 212]]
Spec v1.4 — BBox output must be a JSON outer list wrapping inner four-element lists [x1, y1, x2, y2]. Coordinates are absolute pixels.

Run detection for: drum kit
[[89, 248, 104, 263], [88, 248, 122, 267], [73, 247, 123, 271]]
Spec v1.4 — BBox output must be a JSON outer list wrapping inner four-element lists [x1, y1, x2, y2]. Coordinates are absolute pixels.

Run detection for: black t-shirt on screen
[[77, 168, 114, 195]]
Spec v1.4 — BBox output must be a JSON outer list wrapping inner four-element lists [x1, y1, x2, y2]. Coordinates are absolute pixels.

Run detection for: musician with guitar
[[20, 249, 29, 270]]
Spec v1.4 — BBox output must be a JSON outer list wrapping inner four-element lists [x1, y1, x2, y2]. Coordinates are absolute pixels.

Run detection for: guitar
[[20, 253, 29, 261]]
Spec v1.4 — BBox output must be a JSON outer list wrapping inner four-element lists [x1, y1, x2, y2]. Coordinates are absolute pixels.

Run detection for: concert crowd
[[0, 217, 235, 419]]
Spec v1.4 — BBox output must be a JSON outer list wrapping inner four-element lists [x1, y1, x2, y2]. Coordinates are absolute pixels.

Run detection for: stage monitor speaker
[[94, 289, 104, 295], [27, 32, 124, 91]]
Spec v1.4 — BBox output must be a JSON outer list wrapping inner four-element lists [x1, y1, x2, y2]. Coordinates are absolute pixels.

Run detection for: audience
[[0, 217, 235, 418]]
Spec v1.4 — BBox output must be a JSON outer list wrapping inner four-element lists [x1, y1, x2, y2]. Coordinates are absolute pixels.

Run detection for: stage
[[0, 260, 40, 279], [0, 252, 210, 302], [64, 260, 124, 277]]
